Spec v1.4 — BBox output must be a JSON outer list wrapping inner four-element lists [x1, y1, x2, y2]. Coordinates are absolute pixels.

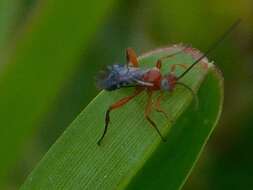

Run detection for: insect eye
[[161, 79, 170, 90]]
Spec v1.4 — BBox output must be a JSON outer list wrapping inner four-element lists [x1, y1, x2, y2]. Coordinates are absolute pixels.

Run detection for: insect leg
[[144, 91, 166, 142], [170, 63, 188, 73], [97, 88, 143, 145], [156, 47, 190, 70], [153, 92, 173, 122], [156, 59, 162, 69], [126, 48, 139, 67], [175, 82, 199, 109]]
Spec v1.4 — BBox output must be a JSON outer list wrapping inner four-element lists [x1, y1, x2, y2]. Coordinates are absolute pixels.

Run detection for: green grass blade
[[126, 63, 223, 190], [20, 45, 223, 189], [0, 0, 19, 49], [0, 0, 116, 184]]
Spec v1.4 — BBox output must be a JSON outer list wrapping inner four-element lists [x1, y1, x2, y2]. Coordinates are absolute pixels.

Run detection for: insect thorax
[[97, 64, 146, 91]]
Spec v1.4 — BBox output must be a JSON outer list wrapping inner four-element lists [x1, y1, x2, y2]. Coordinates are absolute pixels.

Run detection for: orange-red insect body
[[97, 19, 241, 145], [142, 67, 178, 92], [97, 47, 196, 145]]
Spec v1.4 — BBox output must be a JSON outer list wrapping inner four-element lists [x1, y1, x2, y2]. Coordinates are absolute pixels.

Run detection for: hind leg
[[97, 88, 143, 145], [126, 48, 139, 67]]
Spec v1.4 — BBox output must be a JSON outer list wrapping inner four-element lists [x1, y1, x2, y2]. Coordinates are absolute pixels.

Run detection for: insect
[[96, 19, 241, 145]]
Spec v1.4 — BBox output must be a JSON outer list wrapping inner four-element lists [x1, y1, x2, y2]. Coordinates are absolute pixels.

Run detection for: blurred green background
[[0, 0, 252, 189]]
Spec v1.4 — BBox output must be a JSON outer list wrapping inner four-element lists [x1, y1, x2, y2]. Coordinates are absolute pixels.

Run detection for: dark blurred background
[[1, 0, 253, 189]]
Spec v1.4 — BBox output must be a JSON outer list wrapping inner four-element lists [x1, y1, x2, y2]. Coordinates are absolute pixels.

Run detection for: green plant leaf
[[0, 0, 116, 185], [20, 45, 223, 190], [0, 0, 20, 49]]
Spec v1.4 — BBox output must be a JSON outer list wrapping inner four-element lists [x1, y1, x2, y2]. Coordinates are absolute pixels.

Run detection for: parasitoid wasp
[[96, 19, 241, 145]]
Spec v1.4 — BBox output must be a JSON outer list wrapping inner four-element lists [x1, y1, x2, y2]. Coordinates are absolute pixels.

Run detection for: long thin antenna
[[177, 19, 241, 80]]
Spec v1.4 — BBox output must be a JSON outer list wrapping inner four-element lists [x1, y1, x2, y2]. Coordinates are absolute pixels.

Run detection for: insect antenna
[[177, 19, 241, 81]]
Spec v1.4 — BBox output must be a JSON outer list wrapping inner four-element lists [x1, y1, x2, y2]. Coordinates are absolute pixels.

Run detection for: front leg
[[153, 92, 173, 123]]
